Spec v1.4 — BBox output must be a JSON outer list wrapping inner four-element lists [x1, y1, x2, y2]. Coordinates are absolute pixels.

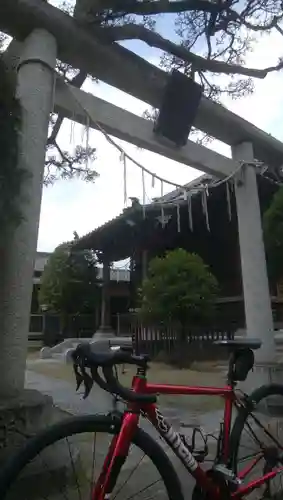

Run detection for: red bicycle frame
[[92, 374, 283, 500]]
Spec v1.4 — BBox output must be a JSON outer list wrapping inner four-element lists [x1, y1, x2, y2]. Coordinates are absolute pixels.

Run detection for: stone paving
[[25, 365, 224, 430], [23, 364, 224, 499], [19, 361, 283, 500]]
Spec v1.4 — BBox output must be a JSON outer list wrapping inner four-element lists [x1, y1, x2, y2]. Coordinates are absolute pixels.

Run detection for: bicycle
[[1, 337, 283, 500]]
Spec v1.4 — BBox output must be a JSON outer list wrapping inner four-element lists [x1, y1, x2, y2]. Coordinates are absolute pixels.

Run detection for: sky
[[37, 7, 283, 257]]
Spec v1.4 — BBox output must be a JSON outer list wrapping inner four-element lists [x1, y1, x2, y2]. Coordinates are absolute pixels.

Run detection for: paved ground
[[14, 360, 282, 500], [25, 362, 223, 425], [21, 362, 224, 499], [18, 360, 283, 500]]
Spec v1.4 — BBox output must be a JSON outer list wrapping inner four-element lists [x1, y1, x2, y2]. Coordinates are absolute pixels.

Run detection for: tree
[[2, 1, 283, 180], [139, 249, 218, 333], [39, 237, 99, 319], [263, 187, 283, 284], [66, 0, 283, 103], [0, 3, 98, 188]]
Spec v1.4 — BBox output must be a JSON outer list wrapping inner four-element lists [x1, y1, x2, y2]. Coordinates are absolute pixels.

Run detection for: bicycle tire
[[230, 383, 283, 473], [0, 413, 184, 500]]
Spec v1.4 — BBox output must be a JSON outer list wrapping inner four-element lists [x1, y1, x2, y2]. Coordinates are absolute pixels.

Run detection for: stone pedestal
[[0, 389, 54, 463], [0, 390, 82, 499], [5, 441, 80, 500]]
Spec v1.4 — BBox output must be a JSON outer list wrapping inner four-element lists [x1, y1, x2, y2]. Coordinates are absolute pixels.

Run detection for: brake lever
[[73, 363, 84, 391], [73, 362, 94, 399], [81, 365, 94, 399]]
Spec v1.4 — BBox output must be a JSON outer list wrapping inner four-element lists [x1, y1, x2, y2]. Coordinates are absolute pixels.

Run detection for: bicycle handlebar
[[102, 365, 156, 403], [90, 365, 113, 393], [72, 343, 156, 404]]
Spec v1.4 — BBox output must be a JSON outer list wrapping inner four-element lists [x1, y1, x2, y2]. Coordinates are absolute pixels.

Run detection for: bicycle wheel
[[0, 414, 184, 500], [230, 384, 283, 499]]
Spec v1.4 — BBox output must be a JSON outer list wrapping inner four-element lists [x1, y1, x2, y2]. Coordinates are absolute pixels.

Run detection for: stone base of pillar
[[6, 443, 80, 499], [0, 389, 55, 463], [0, 389, 80, 496]]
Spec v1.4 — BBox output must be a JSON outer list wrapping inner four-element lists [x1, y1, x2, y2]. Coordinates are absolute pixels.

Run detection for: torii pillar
[[0, 29, 57, 400], [232, 142, 276, 388]]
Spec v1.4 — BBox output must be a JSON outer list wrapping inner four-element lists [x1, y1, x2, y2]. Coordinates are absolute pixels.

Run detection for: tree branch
[[99, 23, 279, 78], [226, 10, 283, 33], [108, 0, 222, 16], [53, 140, 73, 166], [45, 140, 98, 185], [48, 69, 87, 144]]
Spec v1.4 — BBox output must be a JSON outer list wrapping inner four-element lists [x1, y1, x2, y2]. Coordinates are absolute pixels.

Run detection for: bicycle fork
[[92, 412, 140, 500]]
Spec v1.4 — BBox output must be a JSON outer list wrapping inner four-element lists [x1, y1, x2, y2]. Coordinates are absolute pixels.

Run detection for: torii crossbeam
[[1, 0, 283, 168], [55, 81, 238, 178]]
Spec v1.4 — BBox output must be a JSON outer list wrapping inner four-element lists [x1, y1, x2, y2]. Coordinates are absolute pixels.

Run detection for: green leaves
[[263, 187, 283, 282], [39, 239, 99, 315], [140, 248, 218, 326]]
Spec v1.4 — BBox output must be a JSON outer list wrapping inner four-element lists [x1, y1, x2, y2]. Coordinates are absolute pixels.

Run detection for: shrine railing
[[114, 313, 236, 363], [131, 323, 235, 363]]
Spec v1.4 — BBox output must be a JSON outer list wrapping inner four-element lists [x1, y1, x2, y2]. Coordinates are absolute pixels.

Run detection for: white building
[[33, 252, 130, 285]]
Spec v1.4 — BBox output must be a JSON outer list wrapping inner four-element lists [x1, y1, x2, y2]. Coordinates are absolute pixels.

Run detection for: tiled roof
[[75, 173, 211, 247], [154, 173, 212, 203], [73, 173, 227, 254]]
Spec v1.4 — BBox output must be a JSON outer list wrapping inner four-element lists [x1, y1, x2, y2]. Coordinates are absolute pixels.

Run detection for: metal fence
[[28, 313, 98, 345], [131, 322, 235, 362], [29, 311, 235, 361]]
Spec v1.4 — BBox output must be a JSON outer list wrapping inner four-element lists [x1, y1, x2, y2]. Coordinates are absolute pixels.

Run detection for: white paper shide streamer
[[226, 181, 232, 221], [85, 114, 90, 169], [188, 194, 193, 231], [120, 152, 127, 205], [50, 72, 57, 118], [201, 189, 210, 231], [142, 169, 146, 218], [161, 206, 165, 228], [176, 203, 181, 233], [70, 109, 75, 144], [70, 119, 75, 144]]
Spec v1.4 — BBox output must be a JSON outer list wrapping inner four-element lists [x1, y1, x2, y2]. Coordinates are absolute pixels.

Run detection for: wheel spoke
[[124, 478, 162, 500], [113, 451, 146, 500], [0, 417, 178, 500], [89, 432, 97, 500], [232, 387, 283, 500], [66, 436, 83, 500]]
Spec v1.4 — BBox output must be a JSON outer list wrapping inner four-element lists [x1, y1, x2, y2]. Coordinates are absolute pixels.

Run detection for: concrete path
[[20, 363, 283, 500], [23, 367, 224, 500], [25, 368, 114, 416], [25, 368, 223, 430]]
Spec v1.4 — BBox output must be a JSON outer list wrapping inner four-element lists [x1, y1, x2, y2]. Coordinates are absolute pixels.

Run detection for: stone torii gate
[[56, 82, 275, 371], [1, 0, 283, 404]]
